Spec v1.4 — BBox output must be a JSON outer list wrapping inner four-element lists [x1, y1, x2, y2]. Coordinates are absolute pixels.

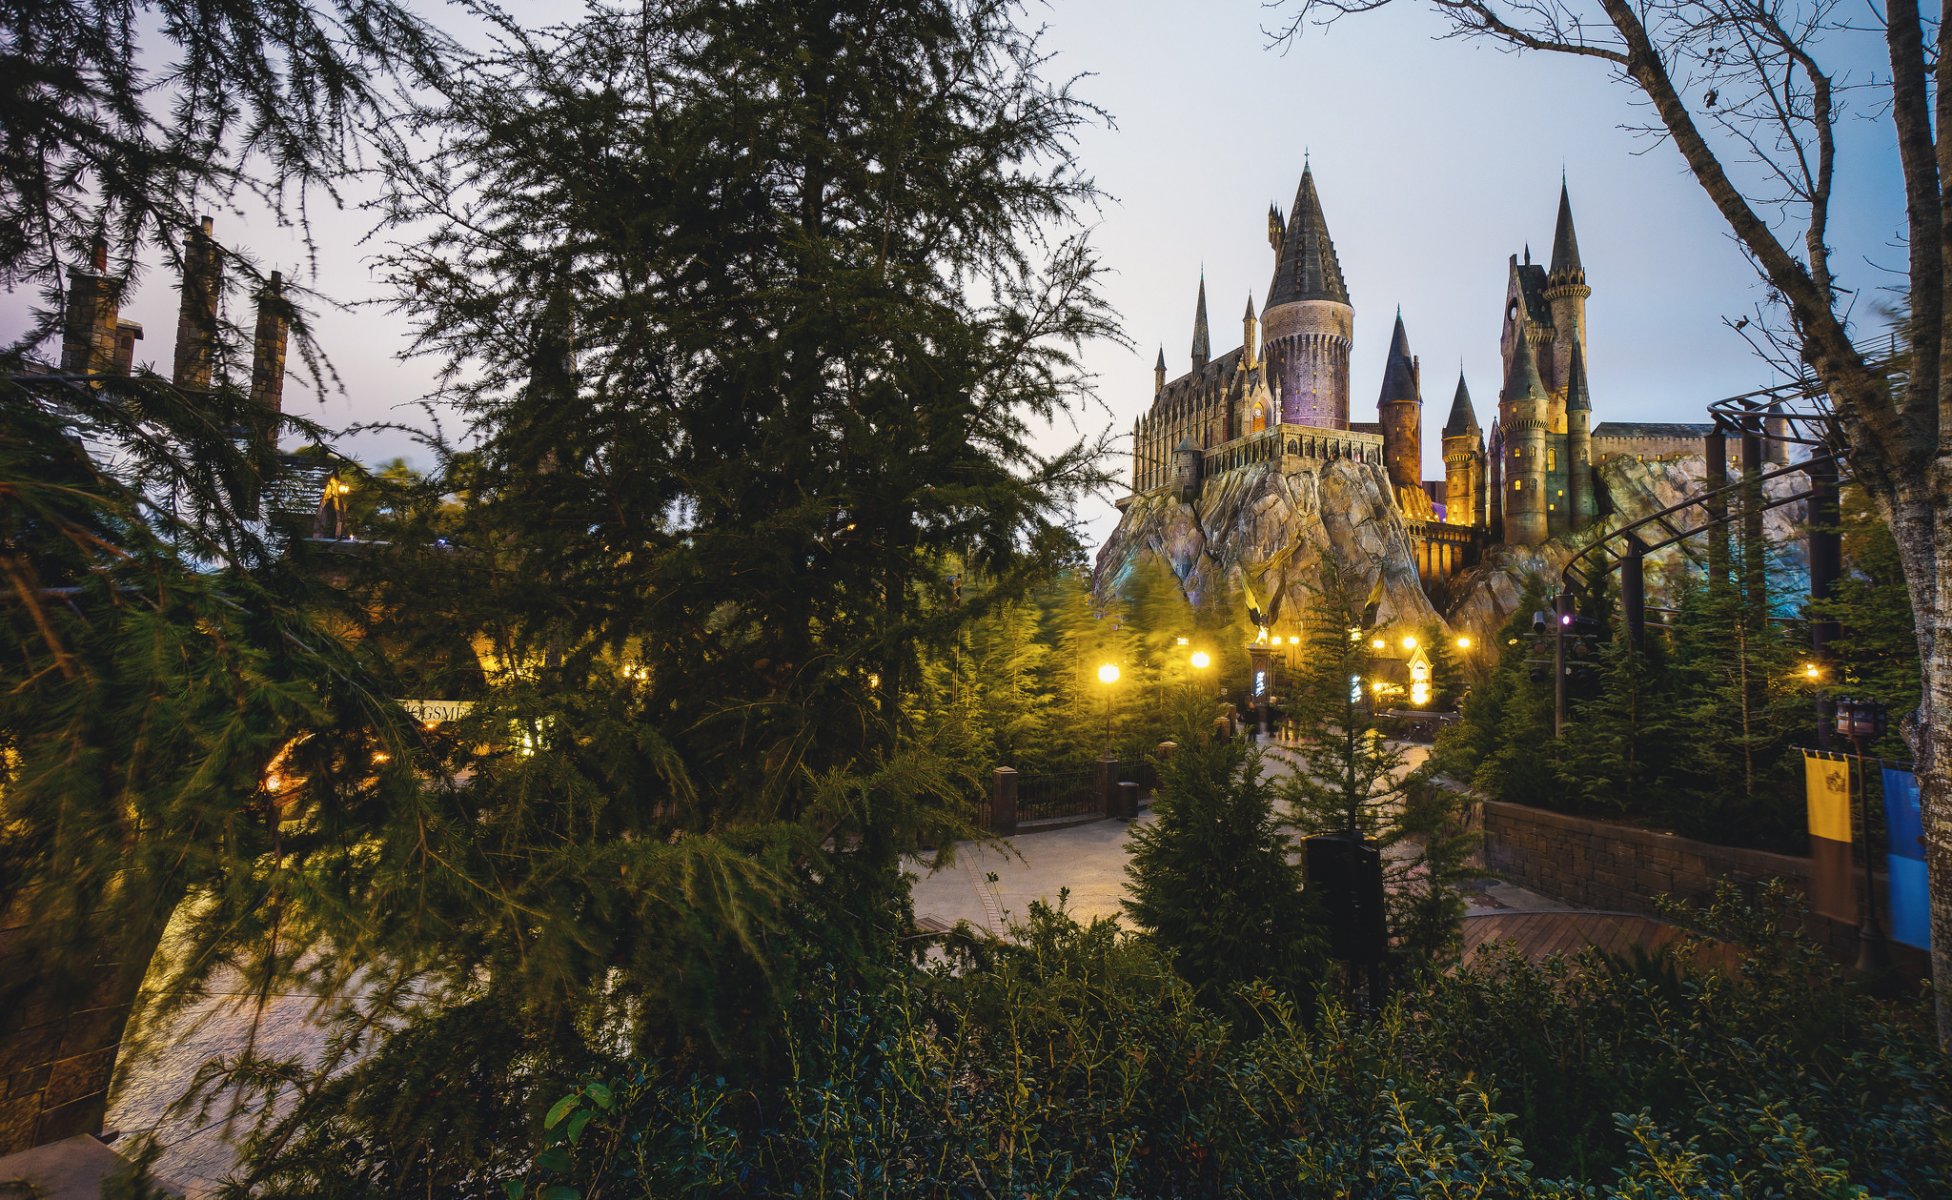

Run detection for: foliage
[[3, 0, 449, 364], [1123, 720, 1325, 1014], [462, 888, 1952, 1200], [1815, 487, 1924, 760]]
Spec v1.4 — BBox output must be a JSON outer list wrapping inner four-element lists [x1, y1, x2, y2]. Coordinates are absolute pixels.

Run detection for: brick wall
[[1475, 798, 1929, 976]]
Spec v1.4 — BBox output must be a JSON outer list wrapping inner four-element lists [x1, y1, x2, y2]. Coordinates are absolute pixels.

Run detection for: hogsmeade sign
[[401, 699, 473, 725]]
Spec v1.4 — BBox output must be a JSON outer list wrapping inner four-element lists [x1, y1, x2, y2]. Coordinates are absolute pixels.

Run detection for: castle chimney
[[61, 235, 120, 375], [249, 271, 290, 418], [172, 216, 221, 390]]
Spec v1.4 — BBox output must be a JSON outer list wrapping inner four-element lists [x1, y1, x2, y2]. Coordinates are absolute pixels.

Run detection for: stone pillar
[[1097, 757, 1121, 819], [1705, 428, 1730, 591], [249, 271, 290, 417], [172, 216, 221, 391], [990, 768, 1018, 837], [60, 236, 119, 376]]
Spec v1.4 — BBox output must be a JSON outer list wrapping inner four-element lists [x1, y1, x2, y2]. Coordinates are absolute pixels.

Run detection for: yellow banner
[[1803, 750, 1852, 843]]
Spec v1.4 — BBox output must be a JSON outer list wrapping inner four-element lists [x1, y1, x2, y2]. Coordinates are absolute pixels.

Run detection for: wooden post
[[1705, 426, 1730, 591], [1621, 533, 1647, 653]]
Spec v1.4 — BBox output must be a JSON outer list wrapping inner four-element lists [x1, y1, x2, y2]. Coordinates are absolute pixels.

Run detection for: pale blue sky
[[7, 0, 1906, 552]]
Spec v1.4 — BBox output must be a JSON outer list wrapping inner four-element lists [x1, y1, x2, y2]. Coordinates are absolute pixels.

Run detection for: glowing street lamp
[[1370, 636, 1386, 650], [1097, 663, 1120, 756], [1455, 635, 1473, 651], [1401, 635, 1418, 651], [1189, 650, 1212, 670]]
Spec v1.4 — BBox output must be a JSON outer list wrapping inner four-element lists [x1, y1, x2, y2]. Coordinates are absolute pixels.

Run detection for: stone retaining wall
[[1474, 798, 1929, 975]]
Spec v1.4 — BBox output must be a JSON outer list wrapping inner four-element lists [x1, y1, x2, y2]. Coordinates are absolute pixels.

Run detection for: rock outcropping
[[1097, 451, 1815, 649], [1096, 456, 1442, 640]]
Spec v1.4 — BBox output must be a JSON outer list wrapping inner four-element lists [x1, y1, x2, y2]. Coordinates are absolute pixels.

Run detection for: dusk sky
[[5, 0, 1905, 551]]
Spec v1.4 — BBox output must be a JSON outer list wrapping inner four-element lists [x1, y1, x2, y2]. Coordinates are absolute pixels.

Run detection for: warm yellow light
[[1803, 662, 1822, 680], [264, 773, 284, 792], [1175, 636, 1190, 646], [1348, 627, 1362, 642], [1097, 663, 1120, 685], [371, 751, 391, 765], [1189, 650, 1212, 670], [1287, 635, 1300, 645], [1410, 683, 1430, 707], [1401, 635, 1418, 651], [1456, 635, 1473, 650], [1371, 680, 1386, 693], [1370, 637, 1386, 650]]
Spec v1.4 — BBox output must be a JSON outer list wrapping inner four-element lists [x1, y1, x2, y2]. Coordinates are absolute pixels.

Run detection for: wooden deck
[[1461, 909, 1710, 964]]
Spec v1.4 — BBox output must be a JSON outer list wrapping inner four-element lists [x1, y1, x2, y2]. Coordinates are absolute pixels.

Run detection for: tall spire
[[1443, 372, 1479, 436], [1564, 341, 1591, 411], [1265, 163, 1350, 309], [1190, 273, 1210, 370], [1550, 180, 1585, 283], [1378, 309, 1417, 402]]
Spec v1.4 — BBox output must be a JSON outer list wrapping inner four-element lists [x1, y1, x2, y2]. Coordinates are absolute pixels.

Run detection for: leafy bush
[[483, 886, 1950, 1200]]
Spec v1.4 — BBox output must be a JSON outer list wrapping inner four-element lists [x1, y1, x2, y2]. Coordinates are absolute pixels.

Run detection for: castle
[[1123, 162, 1708, 606]]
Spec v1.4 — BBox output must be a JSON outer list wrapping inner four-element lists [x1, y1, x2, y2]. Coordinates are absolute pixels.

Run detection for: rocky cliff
[[1096, 451, 1814, 649], [1095, 456, 1443, 641]]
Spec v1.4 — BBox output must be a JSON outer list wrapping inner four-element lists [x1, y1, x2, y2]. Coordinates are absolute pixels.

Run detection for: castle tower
[[1190, 275, 1211, 372], [1565, 342, 1595, 529], [1543, 181, 1590, 395], [1442, 372, 1485, 528], [173, 216, 221, 391], [249, 271, 290, 416], [1154, 347, 1166, 397], [1500, 331, 1551, 547], [1262, 163, 1353, 429], [61, 235, 122, 376], [1376, 309, 1422, 497], [1172, 436, 1201, 503]]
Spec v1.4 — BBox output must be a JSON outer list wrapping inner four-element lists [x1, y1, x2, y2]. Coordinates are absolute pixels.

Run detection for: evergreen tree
[[1123, 713, 1323, 1013], [1278, 558, 1407, 837], [217, 2, 1123, 1179]]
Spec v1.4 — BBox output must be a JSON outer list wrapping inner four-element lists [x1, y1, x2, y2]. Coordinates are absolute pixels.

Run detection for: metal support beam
[[1553, 590, 1572, 738], [1740, 419, 1767, 612], [1622, 533, 1647, 653], [1705, 428, 1730, 590]]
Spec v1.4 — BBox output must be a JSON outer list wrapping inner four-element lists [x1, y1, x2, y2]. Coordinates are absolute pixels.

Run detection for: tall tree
[[1273, 0, 1952, 1036]]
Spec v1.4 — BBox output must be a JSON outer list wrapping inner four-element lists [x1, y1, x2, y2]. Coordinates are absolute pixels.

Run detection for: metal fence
[[1015, 768, 1099, 823]]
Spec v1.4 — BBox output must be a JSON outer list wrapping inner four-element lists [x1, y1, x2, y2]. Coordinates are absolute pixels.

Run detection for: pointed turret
[[1564, 342, 1590, 411], [1441, 371, 1486, 528], [1503, 327, 1546, 404], [1378, 309, 1417, 402], [1154, 346, 1166, 396], [1443, 373, 1479, 437], [1265, 165, 1350, 309], [1565, 341, 1596, 530], [1549, 180, 1585, 284], [1376, 308, 1423, 496], [1501, 333, 1550, 546], [1267, 203, 1285, 251], [1190, 274, 1211, 371], [1241, 294, 1258, 370]]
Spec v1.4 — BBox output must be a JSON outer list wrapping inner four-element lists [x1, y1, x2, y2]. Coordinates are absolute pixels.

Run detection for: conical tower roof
[[1443, 372, 1479, 436], [1504, 330, 1546, 401], [1243, 294, 1256, 320], [1565, 341, 1591, 411], [1550, 181, 1584, 282], [1190, 274, 1211, 366], [1378, 309, 1418, 403], [1266, 164, 1350, 309], [1155, 346, 1166, 371]]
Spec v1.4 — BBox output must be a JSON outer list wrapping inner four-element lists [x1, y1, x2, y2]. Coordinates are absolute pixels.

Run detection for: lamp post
[[1834, 697, 1890, 973], [1097, 662, 1120, 757]]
